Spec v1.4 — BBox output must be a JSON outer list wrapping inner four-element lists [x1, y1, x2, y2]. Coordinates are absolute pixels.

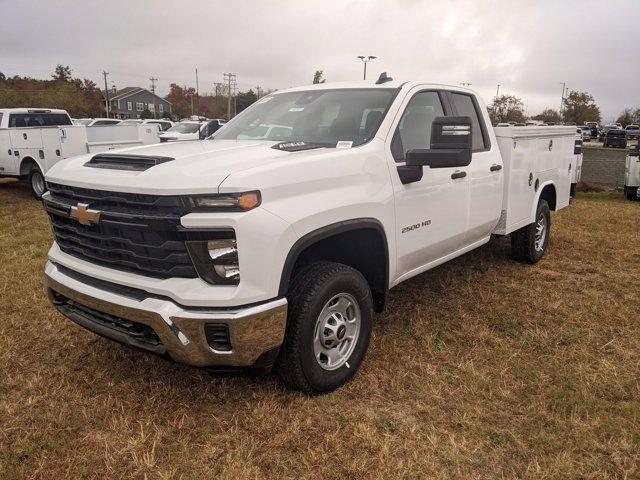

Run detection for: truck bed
[[492, 126, 575, 235]]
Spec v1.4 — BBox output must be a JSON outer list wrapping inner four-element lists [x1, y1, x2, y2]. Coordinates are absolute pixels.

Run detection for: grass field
[[0, 179, 638, 479]]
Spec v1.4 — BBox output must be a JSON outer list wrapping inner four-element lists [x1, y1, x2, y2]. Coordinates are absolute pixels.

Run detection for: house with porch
[[103, 87, 172, 119]]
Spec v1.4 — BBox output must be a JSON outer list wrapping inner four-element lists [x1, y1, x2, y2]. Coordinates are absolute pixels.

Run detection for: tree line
[[3, 66, 638, 126], [488, 91, 603, 125], [0, 65, 104, 117], [0, 65, 267, 120]]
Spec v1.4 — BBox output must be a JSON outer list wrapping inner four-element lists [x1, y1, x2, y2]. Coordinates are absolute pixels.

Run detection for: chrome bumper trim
[[43, 261, 287, 367]]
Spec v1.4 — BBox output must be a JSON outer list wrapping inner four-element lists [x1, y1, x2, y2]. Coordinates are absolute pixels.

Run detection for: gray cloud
[[1, 0, 638, 120]]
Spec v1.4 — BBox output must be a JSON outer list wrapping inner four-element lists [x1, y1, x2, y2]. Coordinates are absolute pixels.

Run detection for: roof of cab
[[0, 108, 70, 114], [273, 80, 478, 96]]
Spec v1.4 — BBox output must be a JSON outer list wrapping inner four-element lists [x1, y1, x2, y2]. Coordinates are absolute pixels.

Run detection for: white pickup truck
[[42, 79, 575, 393], [0, 108, 160, 198]]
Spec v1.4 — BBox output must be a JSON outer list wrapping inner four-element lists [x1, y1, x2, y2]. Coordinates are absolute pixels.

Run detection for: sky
[[1, 0, 639, 121]]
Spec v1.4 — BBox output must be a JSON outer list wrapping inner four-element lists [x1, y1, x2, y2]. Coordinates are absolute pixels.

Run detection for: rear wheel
[[510, 199, 550, 264], [276, 261, 373, 394], [28, 165, 46, 199], [626, 186, 639, 201]]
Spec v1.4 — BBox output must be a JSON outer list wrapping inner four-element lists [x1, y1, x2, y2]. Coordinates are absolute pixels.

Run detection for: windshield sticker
[[288, 107, 305, 112], [336, 141, 353, 149]]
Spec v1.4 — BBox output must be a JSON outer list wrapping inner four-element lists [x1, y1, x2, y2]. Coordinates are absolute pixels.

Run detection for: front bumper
[[44, 261, 287, 368]]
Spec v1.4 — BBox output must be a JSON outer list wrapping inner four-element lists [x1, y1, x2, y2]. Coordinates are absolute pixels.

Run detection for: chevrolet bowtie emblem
[[69, 203, 101, 226]]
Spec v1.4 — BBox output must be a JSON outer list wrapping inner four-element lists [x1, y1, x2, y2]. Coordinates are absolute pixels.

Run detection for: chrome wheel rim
[[313, 293, 361, 371], [534, 212, 547, 252], [32, 171, 45, 197]]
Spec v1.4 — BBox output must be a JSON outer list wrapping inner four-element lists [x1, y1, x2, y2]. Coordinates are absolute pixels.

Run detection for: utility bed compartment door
[[86, 124, 160, 153], [497, 134, 535, 234], [58, 126, 89, 160], [10, 128, 42, 149]]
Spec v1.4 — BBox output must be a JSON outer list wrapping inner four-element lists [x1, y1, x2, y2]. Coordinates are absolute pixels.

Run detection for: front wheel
[[510, 199, 550, 264], [276, 261, 373, 394], [28, 165, 46, 200]]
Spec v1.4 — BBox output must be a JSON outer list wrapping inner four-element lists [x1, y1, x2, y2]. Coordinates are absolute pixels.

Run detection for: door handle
[[451, 170, 466, 179], [490, 164, 502, 172]]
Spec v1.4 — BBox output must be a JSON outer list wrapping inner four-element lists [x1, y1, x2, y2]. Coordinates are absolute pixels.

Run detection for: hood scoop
[[84, 153, 175, 172]]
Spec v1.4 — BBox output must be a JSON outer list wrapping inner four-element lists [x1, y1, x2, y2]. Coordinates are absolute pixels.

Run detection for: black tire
[[28, 165, 46, 199], [276, 261, 373, 394], [626, 187, 639, 201], [510, 199, 550, 264]]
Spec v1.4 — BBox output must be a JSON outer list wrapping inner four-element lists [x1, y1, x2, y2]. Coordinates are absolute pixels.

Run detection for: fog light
[[186, 236, 240, 285]]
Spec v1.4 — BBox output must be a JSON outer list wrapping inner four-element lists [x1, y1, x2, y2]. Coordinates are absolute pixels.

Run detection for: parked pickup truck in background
[[42, 79, 575, 393], [624, 124, 640, 140], [572, 129, 583, 196], [0, 108, 160, 198], [625, 144, 640, 200]]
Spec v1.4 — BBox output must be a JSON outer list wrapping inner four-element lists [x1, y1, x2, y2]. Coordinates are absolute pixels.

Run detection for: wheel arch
[[278, 218, 389, 313], [531, 181, 556, 221], [19, 156, 44, 177]]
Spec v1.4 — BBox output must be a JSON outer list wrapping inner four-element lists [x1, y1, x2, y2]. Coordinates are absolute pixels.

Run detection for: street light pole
[[357, 55, 377, 80], [496, 83, 500, 99]]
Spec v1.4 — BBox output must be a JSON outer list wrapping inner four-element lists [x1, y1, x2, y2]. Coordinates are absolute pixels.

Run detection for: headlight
[[185, 191, 261, 212], [186, 237, 240, 285]]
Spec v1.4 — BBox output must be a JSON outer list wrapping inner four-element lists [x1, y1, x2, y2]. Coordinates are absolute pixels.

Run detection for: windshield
[[213, 88, 396, 146], [75, 119, 92, 125], [166, 122, 201, 134]]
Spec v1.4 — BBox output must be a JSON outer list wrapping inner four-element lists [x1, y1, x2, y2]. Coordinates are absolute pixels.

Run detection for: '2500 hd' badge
[[401, 220, 431, 234]]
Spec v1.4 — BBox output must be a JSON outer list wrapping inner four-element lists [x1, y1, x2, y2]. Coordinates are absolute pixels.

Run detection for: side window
[[391, 91, 444, 162], [450, 93, 487, 151]]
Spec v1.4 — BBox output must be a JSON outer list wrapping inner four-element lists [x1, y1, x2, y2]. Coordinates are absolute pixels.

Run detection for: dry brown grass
[[0, 179, 639, 479]]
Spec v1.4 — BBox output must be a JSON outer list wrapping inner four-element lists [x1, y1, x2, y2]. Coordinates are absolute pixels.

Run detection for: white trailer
[[570, 129, 583, 196], [0, 109, 160, 198], [625, 147, 640, 201]]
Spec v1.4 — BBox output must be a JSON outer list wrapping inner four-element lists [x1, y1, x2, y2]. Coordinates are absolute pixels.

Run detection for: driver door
[[386, 89, 470, 282]]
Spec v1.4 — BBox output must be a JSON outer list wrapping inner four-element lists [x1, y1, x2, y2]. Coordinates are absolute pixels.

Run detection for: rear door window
[[450, 93, 489, 151], [9, 113, 72, 128]]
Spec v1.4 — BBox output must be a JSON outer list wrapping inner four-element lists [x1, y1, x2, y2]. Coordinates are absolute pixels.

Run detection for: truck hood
[[45, 140, 320, 195]]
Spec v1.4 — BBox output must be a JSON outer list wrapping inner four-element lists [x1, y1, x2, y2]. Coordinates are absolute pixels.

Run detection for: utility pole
[[103, 71, 110, 118], [195, 68, 199, 117], [495, 83, 500, 100], [256, 86, 262, 99], [357, 55, 377, 80], [223, 73, 237, 120], [213, 82, 225, 98], [149, 77, 158, 119], [559, 82, 566, 116]]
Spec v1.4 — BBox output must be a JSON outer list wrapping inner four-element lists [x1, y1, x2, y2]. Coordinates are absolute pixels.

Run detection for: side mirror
[[397, 116, 473, 184]]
